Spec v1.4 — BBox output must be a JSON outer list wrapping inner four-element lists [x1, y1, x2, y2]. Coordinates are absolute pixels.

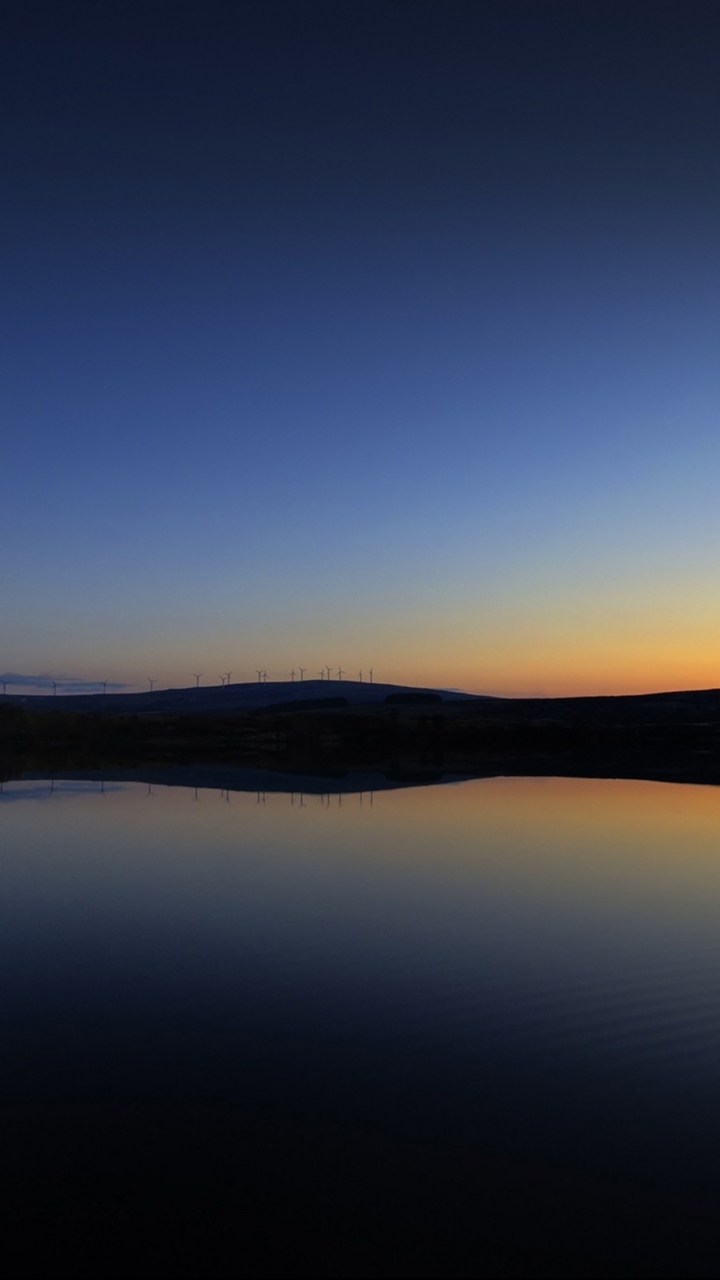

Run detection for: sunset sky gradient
[[3, 1, 720, 695]]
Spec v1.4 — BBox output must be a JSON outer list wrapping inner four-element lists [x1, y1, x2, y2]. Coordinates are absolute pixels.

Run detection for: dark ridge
[[0, 678, 484, 717], [255, 696, 349, 714], [3, 686, 720, 789], [384, 691, 443, 705]]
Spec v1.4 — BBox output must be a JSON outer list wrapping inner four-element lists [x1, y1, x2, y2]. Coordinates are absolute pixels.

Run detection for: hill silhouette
[[2, 678, 488, 716]]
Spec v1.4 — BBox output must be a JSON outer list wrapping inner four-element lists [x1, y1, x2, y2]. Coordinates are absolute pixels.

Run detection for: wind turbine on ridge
[[299, 667, 305, 682], [148, 678, 156, 693], [193, 674, 202, 688]]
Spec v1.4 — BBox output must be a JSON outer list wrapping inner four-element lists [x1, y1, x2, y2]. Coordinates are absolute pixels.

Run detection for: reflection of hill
[[14, 765, 454, 796], [10, 750, 720, 795]]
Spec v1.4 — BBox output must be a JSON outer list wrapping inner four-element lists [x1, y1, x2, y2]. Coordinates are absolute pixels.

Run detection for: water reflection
[[2, 773, 720, 1276]]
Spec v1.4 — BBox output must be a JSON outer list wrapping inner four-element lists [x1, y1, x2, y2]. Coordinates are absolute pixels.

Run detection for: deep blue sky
[[3, 1, 720, 694]]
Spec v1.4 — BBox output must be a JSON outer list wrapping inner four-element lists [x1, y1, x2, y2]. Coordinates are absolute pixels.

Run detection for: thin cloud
[[0, 673, 130, 693]]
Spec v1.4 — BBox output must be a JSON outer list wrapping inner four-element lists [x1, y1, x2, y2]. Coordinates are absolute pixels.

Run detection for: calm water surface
[[3, 774, 720, 1277]]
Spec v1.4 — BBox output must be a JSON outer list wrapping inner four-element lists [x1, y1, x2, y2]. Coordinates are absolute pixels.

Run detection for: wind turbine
[[1, 680, 6, 697], [224, 671, 232, 687], [369, 667, 373, 684], [318, 669, 324, 680], [337, 666, 343, 682], [193, 674, 202, 688], [291, 669, 296, 682], [219, 675, 226, 686], [358, 670, 363, 682], [326, 666, 333, 682], [52, 681, 58, 698], [148, 678, 156, 693], [263, 670, 268, 683], [101, 680, 109, 696], [299, 667, 305, 682], [256, 669, 263, 683]]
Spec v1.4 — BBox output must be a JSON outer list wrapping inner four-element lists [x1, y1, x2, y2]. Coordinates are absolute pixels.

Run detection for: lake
[[2, 773, 720, 1277]]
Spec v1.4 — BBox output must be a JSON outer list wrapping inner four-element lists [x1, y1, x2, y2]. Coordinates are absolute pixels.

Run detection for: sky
[[2, 0, 720, 697]]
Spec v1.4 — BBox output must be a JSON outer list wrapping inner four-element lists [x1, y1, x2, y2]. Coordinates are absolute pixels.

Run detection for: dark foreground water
[[3, 774, 720, 1278]]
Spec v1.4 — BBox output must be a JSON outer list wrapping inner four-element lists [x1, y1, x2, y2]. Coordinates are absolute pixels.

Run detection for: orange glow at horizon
[[10, 575, 720, 699]]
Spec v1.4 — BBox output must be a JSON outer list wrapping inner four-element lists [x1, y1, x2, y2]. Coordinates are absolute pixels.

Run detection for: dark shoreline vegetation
[[3, 687, 720, 788]]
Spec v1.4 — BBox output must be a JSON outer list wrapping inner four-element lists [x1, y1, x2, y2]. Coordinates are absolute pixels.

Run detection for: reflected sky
[[4, 773, 720, 1271]]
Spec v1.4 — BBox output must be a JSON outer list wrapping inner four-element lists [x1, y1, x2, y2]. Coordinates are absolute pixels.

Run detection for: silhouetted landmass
[[0, 677, 482, 717], [3, 685, 720, 788], [256, 696, 349, 713], [384, 691, 443, 704]]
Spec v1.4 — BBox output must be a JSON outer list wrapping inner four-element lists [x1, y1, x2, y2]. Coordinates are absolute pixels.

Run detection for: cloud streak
[[0, 673, 130, 693]]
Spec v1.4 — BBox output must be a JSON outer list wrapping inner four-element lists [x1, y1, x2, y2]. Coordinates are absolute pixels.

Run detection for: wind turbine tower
[[148, 678, 156, 693], [193, 674, 202, 688], [299, 667, 305, 682]]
